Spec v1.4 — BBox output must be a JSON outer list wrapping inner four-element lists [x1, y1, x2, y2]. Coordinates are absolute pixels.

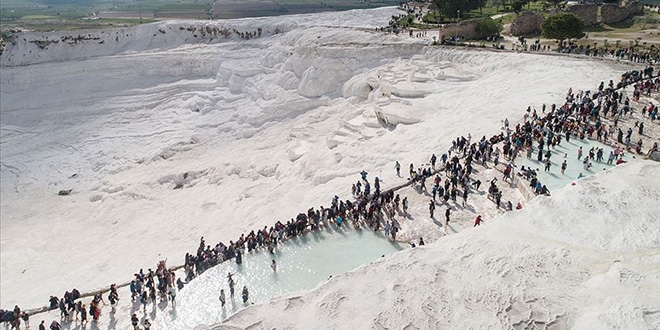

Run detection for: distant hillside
[[0, 0, 399, 31]]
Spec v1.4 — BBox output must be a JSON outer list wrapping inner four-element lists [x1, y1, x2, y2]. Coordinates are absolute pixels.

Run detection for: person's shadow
[[431, 216, 443, 228], [106, 311, 116, 330], [169, 305, 177, 321], [149, 304, 157, 320]]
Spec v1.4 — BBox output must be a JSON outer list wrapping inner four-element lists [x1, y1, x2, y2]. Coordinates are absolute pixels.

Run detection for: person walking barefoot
[[241, 286, 249, 304]]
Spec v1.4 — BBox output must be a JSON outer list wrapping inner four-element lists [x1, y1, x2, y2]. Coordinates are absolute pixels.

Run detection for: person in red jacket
[[474, 214, 483, 227]]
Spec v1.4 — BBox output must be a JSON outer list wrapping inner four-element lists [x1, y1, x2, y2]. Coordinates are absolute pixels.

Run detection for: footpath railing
[[22, 264, 186, 316]]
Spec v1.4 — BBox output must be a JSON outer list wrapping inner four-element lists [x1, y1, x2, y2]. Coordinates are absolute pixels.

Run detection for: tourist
[[228, 273, 236, 298], [58, 299, 68, 320], [219, 289, 226, 307], [130, 313, 139, 329], [21, 312, 29, 329], [108, 284, 119, 314], [648, 142, 658, 156], [130, 280, 137, 301], [48, 296, 58, 310], [235, 249, 243, 265], [583, 157, 592, 171], [169, 285, 177, 306], [79, 304, 87, 325], [140, 292, 148, 313], [88, 301, 98, 322], [474, 215, 483, 227], [242, 286, 249, 304]]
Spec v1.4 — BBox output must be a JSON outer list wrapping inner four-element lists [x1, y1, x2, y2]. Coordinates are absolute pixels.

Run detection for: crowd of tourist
[[3, 65, 658, 330], [515, 37, 660, 64]]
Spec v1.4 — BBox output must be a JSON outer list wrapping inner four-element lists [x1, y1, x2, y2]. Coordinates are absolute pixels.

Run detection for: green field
[[0, 0, 399, 31], [1, 0, 211, 30], [211, 0, 399, 19], [420, 0, 546, 25]]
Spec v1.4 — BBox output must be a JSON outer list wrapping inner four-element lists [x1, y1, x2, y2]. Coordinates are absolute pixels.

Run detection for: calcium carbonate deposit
[[1, 7, 658, 330]]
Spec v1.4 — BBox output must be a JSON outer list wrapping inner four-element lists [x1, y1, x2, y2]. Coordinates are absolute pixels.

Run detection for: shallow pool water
[[519, 137, 627, 192], [156, 225, 404, 329]]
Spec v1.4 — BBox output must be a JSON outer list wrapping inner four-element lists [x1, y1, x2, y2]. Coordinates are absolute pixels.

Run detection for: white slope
[[0, 7, 641, 311], [214, 160, 660, 330], [0, 7, 406, 67]]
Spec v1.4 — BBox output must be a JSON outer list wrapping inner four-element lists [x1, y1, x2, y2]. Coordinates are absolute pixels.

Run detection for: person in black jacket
[[130, 313, 139, 329]]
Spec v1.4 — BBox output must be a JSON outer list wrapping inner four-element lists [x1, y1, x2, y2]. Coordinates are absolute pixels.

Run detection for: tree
[[541, 13, 584, 43], [469, 0, 488, 15], [643, 16, 659, 29], [433, 0, 466, 20], [475, 18, 502, 39], [490, 0, 506, 12], [512, 0, 523, 13], [433, 0, 486, 20], [546, 0, 565, 8]]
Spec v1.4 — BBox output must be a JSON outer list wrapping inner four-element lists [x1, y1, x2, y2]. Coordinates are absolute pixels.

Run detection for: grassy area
[[276, 0, 396, 5], [112, 0, 210, 13], [2, 18, 158, 31], [500, 13, 515, 25], [421, 1, 545, 25], [468, 1, 546, 19], [582, 9, 660, 44], [275, 0, 399, 13], [1, 0, 399, 30], [466, 4, 507, 18], [603, 10, 660, 32], [1, 0, 212, 30], [421, 12, 444, 24]]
